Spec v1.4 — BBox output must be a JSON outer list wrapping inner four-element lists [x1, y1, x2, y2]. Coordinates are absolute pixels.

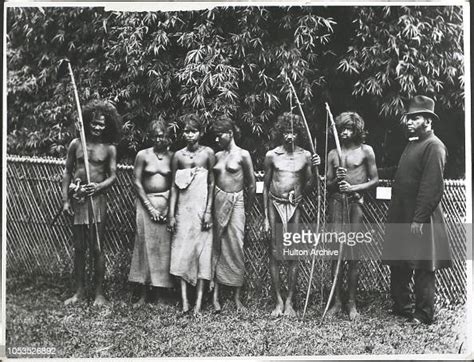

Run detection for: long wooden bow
[[284, 75, 321, 320], [320, 102, 347, 324]]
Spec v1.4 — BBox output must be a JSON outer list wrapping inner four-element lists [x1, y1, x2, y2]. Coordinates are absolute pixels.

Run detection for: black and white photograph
[[3, 0, 471, 359]]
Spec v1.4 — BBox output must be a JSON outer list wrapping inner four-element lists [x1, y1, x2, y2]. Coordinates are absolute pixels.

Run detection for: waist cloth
[[128, 191, 173, 288], [72, 193, 107, 225], [269, 191, 302, 233], [327, 192, 364, 259], [170, 167, 212, 286], [211, 186, 245, 287]]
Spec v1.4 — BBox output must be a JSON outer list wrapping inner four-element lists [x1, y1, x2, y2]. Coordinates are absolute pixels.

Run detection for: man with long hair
[[62, 100, 121, 306], [325, 111, 378, 320]]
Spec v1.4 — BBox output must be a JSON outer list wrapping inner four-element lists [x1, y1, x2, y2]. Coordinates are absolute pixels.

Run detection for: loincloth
[[326, 192, 365, 260], [72, 193, 107, 225], [269, 191, 302, 259], [269, 191, 302, 232]]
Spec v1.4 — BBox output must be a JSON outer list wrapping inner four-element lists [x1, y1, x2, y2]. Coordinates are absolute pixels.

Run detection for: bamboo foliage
[[7, 7, 465, 179]]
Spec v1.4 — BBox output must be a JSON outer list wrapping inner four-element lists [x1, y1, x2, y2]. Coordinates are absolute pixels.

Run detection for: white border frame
[[2, 1, 472, 360]]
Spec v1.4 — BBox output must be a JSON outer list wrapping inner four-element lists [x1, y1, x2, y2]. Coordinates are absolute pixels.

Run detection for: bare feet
[[326, 300, 342, 316], [234, 288, 246, 311], [64, 292, 85, 306], [93, 294, 108, 307], [235, 299, 246, 311], [283, 301, 297, 318], [271, 302, 284, 318], [347, 301, 360, 321], [213, 298, 222, 313], [182, 300, 190, 314], [193, 305, 202, 317], [133, 297, 146, 309]]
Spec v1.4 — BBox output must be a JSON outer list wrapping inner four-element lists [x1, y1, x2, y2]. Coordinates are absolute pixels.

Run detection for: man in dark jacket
[[382, 95, 452, 325]]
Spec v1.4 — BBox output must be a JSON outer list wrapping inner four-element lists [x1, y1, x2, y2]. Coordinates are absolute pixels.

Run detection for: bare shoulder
[[135, 148, 149, 160], [69, 138, 80, 149], [328, 148, 338, 159], [107, 143, 117, 154], [265, 148, 275, 160], [361, 144, 375, 159], [361, 144, 375, 156], [300, 147, 312, 159], [204, 146, 215, 156], [174, 148, 185, 159], [240, 149, 253, 164], [215, 150, 224, 159], [240, 148, 251, 159]]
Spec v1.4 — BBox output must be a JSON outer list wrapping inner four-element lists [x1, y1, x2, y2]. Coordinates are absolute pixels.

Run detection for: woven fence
[[6, 155, 467, 305]]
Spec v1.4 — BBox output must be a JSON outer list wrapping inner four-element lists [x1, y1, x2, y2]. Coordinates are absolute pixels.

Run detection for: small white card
[[376, 187, 392, 200], [256, 181, 264, 194]]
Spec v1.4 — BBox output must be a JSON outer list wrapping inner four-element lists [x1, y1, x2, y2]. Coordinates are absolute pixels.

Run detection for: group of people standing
[[128, 114, 256, 314], [61, 95, 451, 325]]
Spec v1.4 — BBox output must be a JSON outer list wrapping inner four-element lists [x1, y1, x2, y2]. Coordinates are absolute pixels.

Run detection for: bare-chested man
[[264, 113, 320, 317], [326, 112, 378, 320], [62, 100, 121, 306]]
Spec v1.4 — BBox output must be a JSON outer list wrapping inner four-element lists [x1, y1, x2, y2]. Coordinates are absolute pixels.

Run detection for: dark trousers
[[390, 265, 436, 323]]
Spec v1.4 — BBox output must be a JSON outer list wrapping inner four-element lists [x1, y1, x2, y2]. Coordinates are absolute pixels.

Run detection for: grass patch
[[6, 275, 467, 358]]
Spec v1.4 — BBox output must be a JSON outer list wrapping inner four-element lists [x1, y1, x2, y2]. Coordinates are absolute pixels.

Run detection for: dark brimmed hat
[[405, 95, 439, 121]]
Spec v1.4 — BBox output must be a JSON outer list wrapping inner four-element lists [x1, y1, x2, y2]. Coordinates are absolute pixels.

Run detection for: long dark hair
[[211, 115, 241, 141], [82, 100, 122, 144], [181, 113, 204, 132], [334, 112, 366, 144], [272, 112, 306, 146], [148, 119, 171, 146]]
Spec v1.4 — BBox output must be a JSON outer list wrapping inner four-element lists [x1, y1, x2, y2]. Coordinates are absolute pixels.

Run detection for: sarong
[[212, 186, 245, 287], [128, 191, 173, 288], [72, 194, 107, 225], [170, 167, 212, 286], [327, 192, 364, 259]]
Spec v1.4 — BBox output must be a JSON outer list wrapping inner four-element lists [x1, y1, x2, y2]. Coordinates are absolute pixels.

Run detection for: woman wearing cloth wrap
[[211, 116, 256, 312], [129, 119, 174, 307], [168, 114, 215, 315]]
